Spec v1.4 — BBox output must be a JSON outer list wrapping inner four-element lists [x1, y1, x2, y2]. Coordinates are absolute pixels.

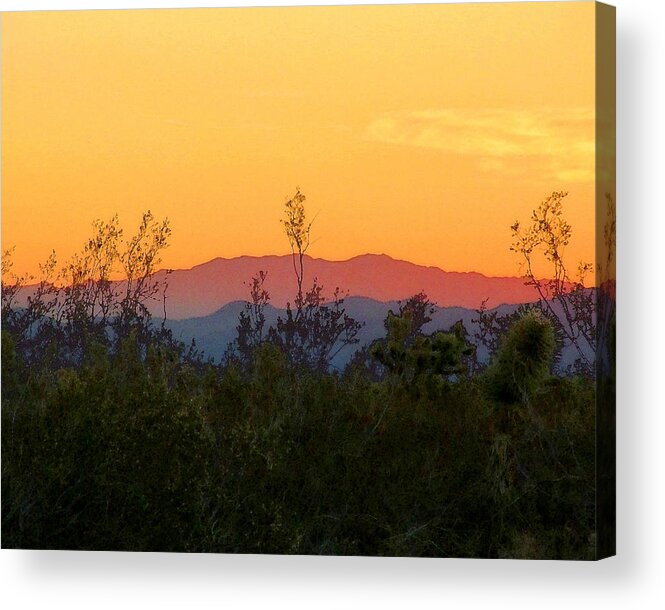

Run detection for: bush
[[484, 313, 556, 404]]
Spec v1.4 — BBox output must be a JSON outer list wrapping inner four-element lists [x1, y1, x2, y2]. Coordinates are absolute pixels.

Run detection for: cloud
[[365, 108, 594, 183]]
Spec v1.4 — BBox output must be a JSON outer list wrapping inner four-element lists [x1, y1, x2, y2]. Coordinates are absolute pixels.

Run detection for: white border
[[2, 1, 664, 608]]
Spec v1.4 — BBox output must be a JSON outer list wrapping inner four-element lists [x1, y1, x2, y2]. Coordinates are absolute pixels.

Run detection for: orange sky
[[2, 3, 596, 280]]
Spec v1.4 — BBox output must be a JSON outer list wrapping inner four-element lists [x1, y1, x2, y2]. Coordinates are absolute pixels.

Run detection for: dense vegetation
[[1, 191, 611, 558], [1, 323, 596, 557]]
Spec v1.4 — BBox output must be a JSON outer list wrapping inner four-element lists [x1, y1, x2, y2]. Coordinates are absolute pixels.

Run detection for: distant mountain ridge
[[166, 296, 589, 372], [12, 253, 542, 320], [166, 297, 491, 368], [151, 253, 540, 320]]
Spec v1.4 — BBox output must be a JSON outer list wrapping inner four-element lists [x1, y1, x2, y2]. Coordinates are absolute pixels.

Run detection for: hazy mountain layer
[[167, 296, 590, 371], [154, 253, 540, 319]]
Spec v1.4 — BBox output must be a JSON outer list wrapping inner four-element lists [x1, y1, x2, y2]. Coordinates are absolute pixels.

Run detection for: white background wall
[[1, 0, 663, 608]]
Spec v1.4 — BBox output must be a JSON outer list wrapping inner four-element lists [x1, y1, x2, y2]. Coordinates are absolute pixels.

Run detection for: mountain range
[[166, 296, 589, 371], [11, 253, 591, 370], [167, 297, 494, 368], [151, 253, 540, 320]]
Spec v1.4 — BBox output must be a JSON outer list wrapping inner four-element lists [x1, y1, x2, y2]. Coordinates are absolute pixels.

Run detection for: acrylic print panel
[[0, 2, 615, 559]]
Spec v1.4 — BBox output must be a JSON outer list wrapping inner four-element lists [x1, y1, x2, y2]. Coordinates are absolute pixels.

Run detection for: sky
[[2, 2, 596, 280]]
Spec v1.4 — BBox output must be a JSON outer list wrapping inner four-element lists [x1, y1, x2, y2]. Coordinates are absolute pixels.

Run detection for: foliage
[[227, 271, 271, 369], [391, 291, 436, 340], [1, 211, 177, 369], [510, 191, 595, 375], [483, 312, 556, 404], [474, 300, 565, 373], [281, 188, 312, 305], [370, 309, 472, 393], [268, 280, 362, 372], [229, 190, 362, 372], [2, 334, 214, 551], [2, 315, 596, 557]]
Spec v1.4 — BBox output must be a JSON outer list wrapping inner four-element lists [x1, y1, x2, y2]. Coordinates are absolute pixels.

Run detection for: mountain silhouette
[[153, 253, 541, 319], [167, 296, 590, 372]]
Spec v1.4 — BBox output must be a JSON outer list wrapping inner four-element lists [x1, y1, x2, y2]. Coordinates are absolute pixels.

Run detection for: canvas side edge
[[595, 0, 616, 561]]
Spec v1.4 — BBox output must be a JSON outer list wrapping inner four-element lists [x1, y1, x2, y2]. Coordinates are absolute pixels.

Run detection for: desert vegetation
[[1, 190, 613, 558]]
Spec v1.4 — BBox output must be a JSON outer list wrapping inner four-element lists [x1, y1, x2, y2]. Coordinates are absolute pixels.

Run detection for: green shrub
[[484, 313, 556, 404]]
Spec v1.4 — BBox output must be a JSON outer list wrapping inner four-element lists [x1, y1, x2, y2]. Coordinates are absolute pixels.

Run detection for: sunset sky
[[2, 2, 597, 280]]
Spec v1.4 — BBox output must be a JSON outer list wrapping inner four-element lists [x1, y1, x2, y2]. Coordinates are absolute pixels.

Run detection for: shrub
[[484, 313, 556, 404]]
